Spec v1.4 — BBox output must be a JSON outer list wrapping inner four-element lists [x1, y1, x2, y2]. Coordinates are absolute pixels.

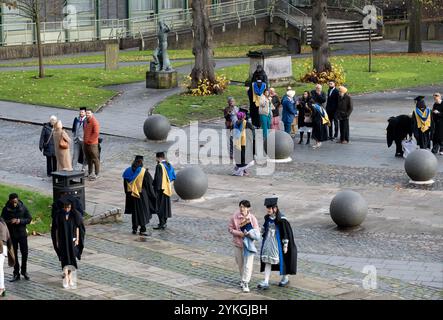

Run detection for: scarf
[[160, 164, 172, 197], [125, 167, 146, 198], [233, 120, 246, 150], [314, 104, 331, 126], [415, 107, 431, 132], [122, 166, 142, 183], [253, 82, 266, 107]]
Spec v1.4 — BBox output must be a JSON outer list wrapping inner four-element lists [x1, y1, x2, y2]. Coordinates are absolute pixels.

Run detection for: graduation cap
[[264, 197, 278, 208], [58, 196, 73, 206], [156, 152, 166, 158], [135, 155, 144, 161], [414, 96, 425, 102]]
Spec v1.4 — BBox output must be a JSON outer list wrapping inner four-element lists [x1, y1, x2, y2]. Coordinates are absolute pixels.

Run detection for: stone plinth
[[105, 43, 119, 70], [146, 70, 178, 89]]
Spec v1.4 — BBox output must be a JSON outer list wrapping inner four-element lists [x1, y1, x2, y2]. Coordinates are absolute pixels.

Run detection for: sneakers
[[63, 276, 69, 289], [278, 276, 290, 287], [312, 142, 322, 149], [257, 281, 269, 290], [242, 282, 250, 293], [439, 151, 443, 155]]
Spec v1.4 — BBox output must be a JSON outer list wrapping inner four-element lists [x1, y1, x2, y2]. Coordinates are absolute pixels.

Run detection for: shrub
[[299, 63, 346, 86], [184, 74, 230, 96]]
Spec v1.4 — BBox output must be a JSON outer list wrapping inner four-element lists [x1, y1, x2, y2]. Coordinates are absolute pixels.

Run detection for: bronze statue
[[152, 20, 173, 71]]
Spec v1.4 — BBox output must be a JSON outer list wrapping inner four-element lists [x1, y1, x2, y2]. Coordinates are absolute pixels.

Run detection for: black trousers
[[339, 119, 350, 142], [12, 237, 28, 275], [46, 156, 57, 176], [328, 113, 338, 139], [132, 214, 146, 232]]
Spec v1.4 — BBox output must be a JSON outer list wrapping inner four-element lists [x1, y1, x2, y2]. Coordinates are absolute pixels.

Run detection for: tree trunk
[[408, 0, 422, 53], [311, 0, 331, 73], [190, 0, 216, 91], [34, 4, 45, 78]]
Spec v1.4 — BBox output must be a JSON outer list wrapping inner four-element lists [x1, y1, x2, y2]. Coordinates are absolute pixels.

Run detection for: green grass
[[0, 62, 188, 110], [0, 184, 52, 235], [0, 45, 275, 67], [156, 53, 443, 126]]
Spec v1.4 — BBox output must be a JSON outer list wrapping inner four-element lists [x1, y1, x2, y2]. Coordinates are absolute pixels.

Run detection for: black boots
[[306, 133, 311, 145], [298, 132, 304, 144]]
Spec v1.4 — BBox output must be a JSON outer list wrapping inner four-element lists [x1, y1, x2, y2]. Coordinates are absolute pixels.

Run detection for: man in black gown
[[123, 155, 157, 236], [153, 152, 175, 230]]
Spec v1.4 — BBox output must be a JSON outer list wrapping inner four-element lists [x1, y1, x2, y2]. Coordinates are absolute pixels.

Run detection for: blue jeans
[[260, 115, 271, 138], [283, 122, 292, 134]]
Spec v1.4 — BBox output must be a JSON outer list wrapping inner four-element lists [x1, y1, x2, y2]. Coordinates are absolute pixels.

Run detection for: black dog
[[386, 115, 413, 157]]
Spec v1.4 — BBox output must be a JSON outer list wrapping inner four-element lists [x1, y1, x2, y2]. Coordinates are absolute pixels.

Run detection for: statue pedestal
[[146, 70, 178, 89]]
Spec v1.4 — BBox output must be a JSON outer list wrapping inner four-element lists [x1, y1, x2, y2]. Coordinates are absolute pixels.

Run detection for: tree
[[0, 0, 65, 78], [310, 0, 331, 73], [407, 0, 422, 53], [190, 0, 218, 93]]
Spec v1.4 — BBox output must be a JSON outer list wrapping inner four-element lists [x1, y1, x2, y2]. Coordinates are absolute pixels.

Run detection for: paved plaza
[[0, 41, 442, 300]]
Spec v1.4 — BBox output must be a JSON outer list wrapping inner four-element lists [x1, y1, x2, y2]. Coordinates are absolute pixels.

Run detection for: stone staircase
[[306, 20, 383, 44]]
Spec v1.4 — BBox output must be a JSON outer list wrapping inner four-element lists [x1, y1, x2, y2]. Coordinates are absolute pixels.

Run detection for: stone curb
[[84, 207, 123, 225]]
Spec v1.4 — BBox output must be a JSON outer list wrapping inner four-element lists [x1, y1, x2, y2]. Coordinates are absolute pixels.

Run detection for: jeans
[[46, 156, 57, 176], [283, 122, 292, 134], [72, 140, 85, 170], [84, 144, 100, 175], [12, 237, 28, 276], [259, 115, 271, 139]]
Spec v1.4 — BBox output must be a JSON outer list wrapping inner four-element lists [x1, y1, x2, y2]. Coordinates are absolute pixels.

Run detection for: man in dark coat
[[431, 92, 443, 154], [39, 115, 57, 176], [248, 65, 268, 128], [326, 81, 339, 140], [412, 96, 432, 149], [310, 84, 327, 106], [123, 155, 157, 235], [153, 152, 175, 230], [1, 193, 32, 282], [258, 197, 297, 289], [386, 115, 413, 157]]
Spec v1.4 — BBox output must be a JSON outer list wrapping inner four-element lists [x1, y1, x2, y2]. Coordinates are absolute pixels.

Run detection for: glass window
[[160, 0, 184, 9]]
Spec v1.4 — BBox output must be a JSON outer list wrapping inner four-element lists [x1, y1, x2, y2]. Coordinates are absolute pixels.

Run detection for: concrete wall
[[384, 20, 443, 41]]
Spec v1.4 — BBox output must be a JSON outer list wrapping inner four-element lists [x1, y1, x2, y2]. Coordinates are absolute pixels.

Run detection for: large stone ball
[[330, 190, 368, 228], [174, 166, 208, 200], [143, 115, 171, 141], [404, 149, 438, 182], [264, 130, 294, 159]]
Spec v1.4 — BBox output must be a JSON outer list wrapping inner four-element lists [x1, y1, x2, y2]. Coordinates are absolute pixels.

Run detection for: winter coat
[[39, 123, 55, 157], [1, 200, 32, 239], [84, 116, 100, 145], [228, 211, 259, 248], [53, 129, 73, 171], [336, 94, 353, 120], [281, 96, 298, 124]]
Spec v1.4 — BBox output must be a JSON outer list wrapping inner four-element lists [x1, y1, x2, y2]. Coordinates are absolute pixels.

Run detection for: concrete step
[[306, 31, 382, 40], [306, 27, 374, 34], [306, 36, 383, 44]]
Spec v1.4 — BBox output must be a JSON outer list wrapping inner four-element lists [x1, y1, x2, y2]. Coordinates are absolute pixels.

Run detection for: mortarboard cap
[[156, 152, 166, 158], [59, 196, 73, 206], [135, 155, 144, 161], [414, 96, 425, 102], [264, 197, 278, 207]]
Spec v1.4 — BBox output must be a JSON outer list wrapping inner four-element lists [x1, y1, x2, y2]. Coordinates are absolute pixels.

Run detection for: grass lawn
[[0, 184, 52, 235], [0, 44, 276, 67], [0, 62, 188, 110], [155, 53, 443, 126]]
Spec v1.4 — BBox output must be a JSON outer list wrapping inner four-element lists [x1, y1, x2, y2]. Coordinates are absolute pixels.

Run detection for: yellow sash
[[234, 120, 246, 150], [253, 92, 261, 107], [126, 167, 145, 198], [415, 109, 431, 133], [161, 164, 172, 197], [322, 111, 331, 126]]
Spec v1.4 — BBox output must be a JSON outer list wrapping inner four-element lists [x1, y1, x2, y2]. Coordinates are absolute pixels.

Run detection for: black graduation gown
[[311, 106, 328, 142], [386, 115, 413, 156], [247, 70, 269, 128], [153, 163, 172, 220], [260, 214, 297, 275], [51, 209, 85, 269], [124, 169, 156, 227], [412, 111, 432, 149], [432, 101, 443, 145]]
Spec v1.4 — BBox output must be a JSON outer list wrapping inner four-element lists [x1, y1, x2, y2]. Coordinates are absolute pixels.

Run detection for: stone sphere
[[264, 130, 294, 159], [404, 149, 438, 182], [330, 190, 368, 228], [143, 115, 171, 141], [174, 166, 208, 200]]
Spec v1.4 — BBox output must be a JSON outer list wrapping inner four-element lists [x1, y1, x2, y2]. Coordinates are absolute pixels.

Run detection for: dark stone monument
[[146, 19, 178, 89], [404, 149, 438, 184], [330, 190, 368, 228], [143, 114, 171, 141], [264, 130, 294, 161], [174, 166, 208, 200]]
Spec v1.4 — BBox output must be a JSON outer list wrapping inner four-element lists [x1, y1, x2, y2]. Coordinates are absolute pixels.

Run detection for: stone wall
[[384, 19, 443, 41]]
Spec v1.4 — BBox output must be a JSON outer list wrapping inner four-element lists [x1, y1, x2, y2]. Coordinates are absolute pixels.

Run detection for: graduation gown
[[260, 213, 297, 275], [412, 111, 432, 149], [153, 163, 172, 220], [311, 106, 328, 142], [51, 209, 85, 269], [124, 169, 156, 227], [432, 101, 443, 145]]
